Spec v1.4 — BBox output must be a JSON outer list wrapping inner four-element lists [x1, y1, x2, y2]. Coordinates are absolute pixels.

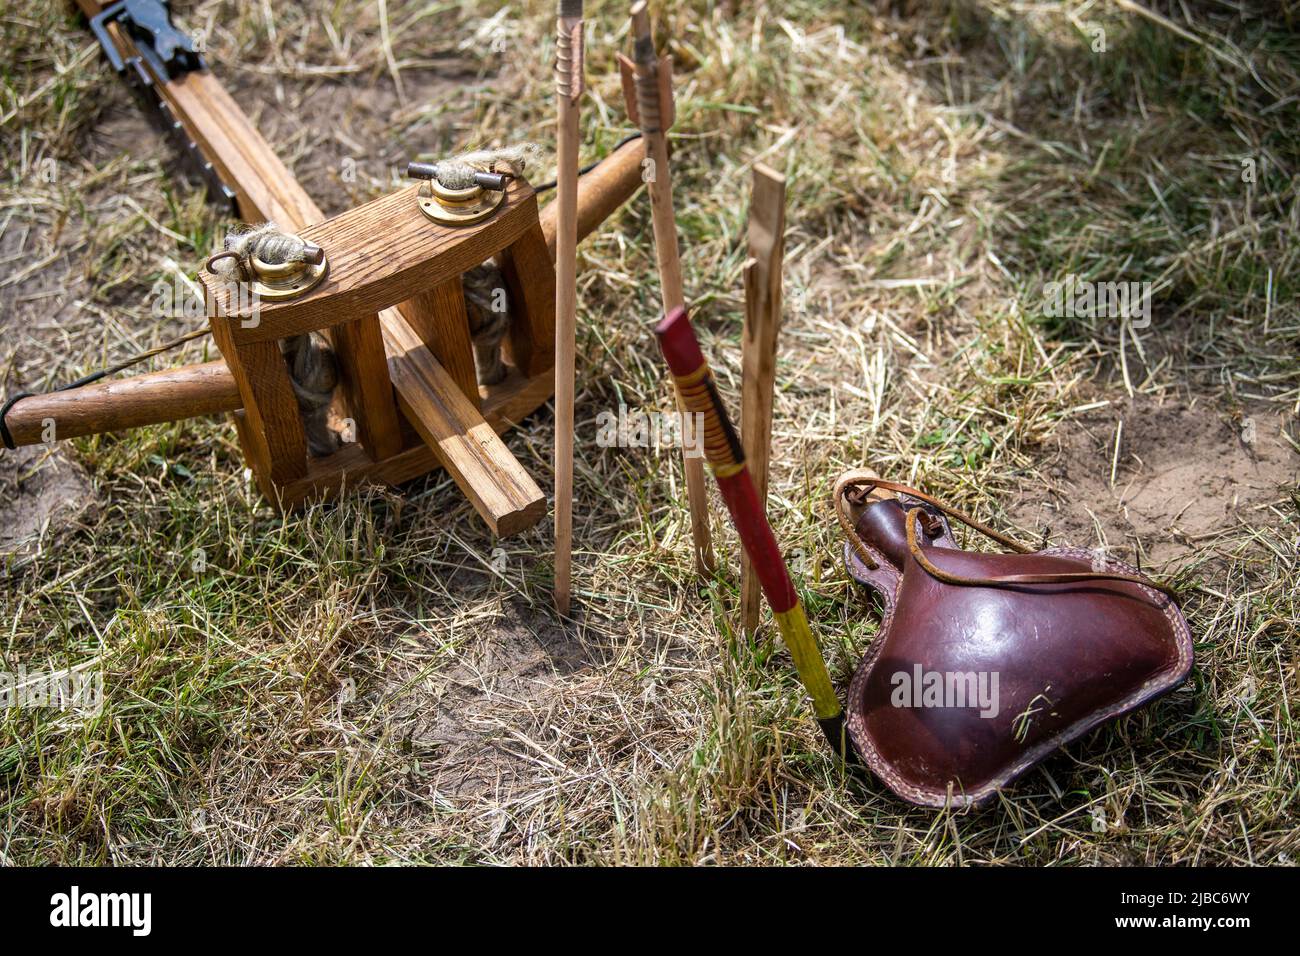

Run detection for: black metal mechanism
[[90, 0, 238, 214]]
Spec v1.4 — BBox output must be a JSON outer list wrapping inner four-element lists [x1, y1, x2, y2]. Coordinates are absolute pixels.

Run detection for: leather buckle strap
[[835, 472, 1179, 599]]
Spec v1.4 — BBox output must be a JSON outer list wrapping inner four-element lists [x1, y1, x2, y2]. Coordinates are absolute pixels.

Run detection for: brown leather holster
[[834, 471, 1194, 808]]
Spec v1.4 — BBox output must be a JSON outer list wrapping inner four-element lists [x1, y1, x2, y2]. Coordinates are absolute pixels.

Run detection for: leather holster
[[838, 475, 1194, 808]]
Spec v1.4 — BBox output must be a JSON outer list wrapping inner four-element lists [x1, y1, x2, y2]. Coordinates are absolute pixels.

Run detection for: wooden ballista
[[4, 1, 644, 538]]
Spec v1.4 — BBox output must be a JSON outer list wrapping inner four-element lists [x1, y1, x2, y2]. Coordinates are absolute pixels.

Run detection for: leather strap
[[833, 469, 891, 570], [835, 473, 1178, 599]]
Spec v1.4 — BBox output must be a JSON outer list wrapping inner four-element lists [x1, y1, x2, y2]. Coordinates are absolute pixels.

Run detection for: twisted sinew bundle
[[655, 307, 846, 750], [553, 0, 584, 615]]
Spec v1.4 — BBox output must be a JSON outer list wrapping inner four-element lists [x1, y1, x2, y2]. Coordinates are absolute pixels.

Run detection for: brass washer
[[249, 253, 330, 301], [417, 179, 505, 226]]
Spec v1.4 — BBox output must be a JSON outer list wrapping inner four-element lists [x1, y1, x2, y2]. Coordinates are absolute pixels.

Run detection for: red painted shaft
[[654, 306, 797, 614]]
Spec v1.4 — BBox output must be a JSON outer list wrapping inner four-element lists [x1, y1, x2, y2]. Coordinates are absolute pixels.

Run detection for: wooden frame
[[200, 179, 557, 536], [70, 0, 641, 538]]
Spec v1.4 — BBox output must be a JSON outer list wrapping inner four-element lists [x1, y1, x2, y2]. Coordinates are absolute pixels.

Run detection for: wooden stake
[[740, 164, 787, 636], [628, 1, 715, 577], [554, 1, 584, 615]]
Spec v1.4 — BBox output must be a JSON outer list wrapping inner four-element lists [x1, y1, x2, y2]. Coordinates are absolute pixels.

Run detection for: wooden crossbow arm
[[3, 138, 643, 449], [3, 361, 239, 447], [539, 135, 642, 257]]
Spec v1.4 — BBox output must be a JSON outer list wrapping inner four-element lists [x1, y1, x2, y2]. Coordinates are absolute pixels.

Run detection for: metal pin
[[405, 162, 509, 192], [470, 171, 510, 191], [405, 161, 440, 181]]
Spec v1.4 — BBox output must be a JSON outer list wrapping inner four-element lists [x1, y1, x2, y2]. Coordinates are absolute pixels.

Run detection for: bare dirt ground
[[1019, 398, 1296, 567]]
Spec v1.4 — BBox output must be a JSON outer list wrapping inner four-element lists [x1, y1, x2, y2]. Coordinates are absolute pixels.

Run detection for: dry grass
[[0, 0, 1297, 865]]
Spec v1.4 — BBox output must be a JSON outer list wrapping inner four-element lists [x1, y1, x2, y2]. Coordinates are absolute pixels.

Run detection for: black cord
[[532, 132, 642, 193], [0, 391, 33, 450], [1, 371, 120, 450]]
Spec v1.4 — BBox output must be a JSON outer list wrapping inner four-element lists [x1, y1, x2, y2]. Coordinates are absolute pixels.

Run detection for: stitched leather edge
[[843, 544, 1196, 809]]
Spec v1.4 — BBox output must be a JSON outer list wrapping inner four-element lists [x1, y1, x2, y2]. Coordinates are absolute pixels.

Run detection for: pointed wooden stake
[[740, 163, 787, 636]]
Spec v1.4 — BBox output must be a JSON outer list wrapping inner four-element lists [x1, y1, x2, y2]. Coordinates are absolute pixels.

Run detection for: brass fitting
[[406, 162, 508, 226]]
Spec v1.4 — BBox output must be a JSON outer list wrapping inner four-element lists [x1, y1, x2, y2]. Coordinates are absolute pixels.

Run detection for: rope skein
[[212, 222, 340, 457], [426, 143, 543, 189], [212, 223, 315, 278]]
